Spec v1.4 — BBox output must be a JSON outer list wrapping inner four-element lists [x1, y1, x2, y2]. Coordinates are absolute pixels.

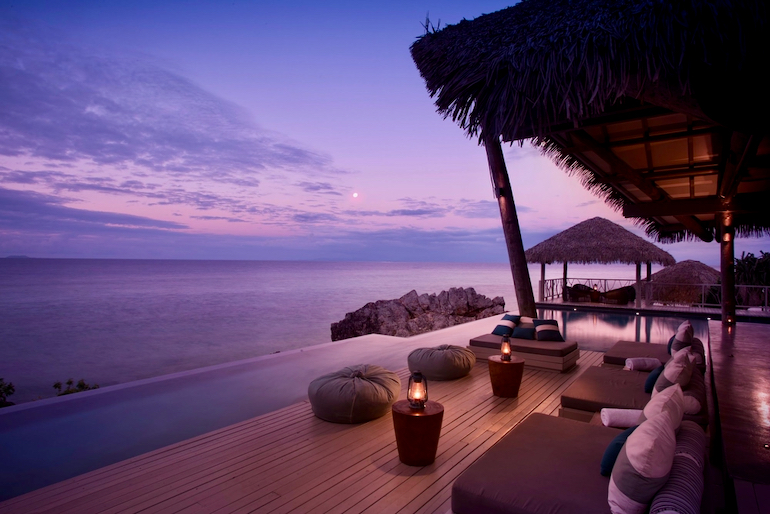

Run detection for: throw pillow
[[652, 351, 695, 397], [644, 365, 665, 394], [518, 316, 535, 329], [682, 370, 706, 415], [491, 323, 514, 336], [638, 384, 684, 430], [670, 321, 694, 356], [533, 319, 564, 342], [502, 314, 521, 325], [511, 327, 535, 340], [608, 411, 677, 514], [600, 425, 638, 476]]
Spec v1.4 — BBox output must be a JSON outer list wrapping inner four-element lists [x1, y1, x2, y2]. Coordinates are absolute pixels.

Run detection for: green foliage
[[0, 378, 15, 403], [53, 378, 99, 396], [735, 251, 770, 286]]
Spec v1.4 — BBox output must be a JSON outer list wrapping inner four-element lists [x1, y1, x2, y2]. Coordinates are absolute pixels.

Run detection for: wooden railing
[[540, 278, 770, 311]]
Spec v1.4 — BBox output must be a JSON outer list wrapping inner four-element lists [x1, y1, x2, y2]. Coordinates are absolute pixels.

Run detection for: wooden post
[[562, 262, 568, 301], [635, 262, 642, 308], [540, 262, 546, 302], [484, 136, 537, 317], [645, 261, 652, 306], [719, 212, 736, 324]]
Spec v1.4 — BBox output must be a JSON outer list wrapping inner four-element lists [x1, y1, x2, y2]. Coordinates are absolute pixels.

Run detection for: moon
[[352, 192, 359, 198]]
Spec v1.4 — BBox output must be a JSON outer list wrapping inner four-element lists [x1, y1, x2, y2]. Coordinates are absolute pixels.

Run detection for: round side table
[[391, 400, 444, 466], [488, 355, 525, 398]]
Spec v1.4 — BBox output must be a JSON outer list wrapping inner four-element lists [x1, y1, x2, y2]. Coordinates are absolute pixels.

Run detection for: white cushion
[[652, 351, 694, 397], [640, 383, 684, 430]]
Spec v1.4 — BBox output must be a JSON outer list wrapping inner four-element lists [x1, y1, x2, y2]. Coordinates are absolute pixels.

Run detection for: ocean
[[1, 258, 663, 404]]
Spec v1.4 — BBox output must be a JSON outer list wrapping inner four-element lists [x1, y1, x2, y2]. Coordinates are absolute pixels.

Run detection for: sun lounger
[[602, 340, 671, 367], [560, 365, 708, 427], [452, 413, 706, 514], [468, 333, 579, 372]]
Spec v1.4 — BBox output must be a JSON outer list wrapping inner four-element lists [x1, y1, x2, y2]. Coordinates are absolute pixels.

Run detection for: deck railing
[[540, 277, 770, 311]]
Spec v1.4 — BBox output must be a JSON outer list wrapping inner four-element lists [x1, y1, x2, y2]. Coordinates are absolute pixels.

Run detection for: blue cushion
[[667, 334, 676, 355], [533, 319, 564, 341], [600, 425, 638, 476], [511, 327, 535, 340], [491, 324, 513, 336], [645, 365, 665, 393], [502, 314, 521, 324]]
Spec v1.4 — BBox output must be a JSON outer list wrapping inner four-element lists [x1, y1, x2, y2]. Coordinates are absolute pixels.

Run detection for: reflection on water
[[537, 309, 709, 353]]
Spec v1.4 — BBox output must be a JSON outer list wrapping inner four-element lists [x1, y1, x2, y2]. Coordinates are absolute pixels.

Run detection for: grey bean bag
[[308, 364, 400, 424], [408, 344, 476, 380]]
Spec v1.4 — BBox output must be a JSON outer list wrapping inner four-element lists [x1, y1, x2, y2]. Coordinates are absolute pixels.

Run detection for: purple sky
[[1, 0, 767, 265]]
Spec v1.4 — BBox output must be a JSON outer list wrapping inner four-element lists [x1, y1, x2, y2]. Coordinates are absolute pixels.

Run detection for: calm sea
[[1, 258, 664, 403]]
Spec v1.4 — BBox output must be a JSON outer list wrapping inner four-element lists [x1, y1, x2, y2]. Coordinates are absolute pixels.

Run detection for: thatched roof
[[525, 217, 675, 265], [411, 0, 770, 243], [411, 0, 768, 141], [650, 260, 720, 285]]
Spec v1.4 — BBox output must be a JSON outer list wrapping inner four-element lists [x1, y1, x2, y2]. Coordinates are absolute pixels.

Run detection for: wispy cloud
[[0, 19, 341, 188]]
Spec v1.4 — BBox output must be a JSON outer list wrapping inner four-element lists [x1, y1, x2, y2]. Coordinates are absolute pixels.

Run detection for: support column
[[635, 262, 642, 308], [540, 262, 546, 302], [484, 136, 537, 317], [646, 261, 652, 306], [719, 212, 736, 324], [563, 262, 568, 301]]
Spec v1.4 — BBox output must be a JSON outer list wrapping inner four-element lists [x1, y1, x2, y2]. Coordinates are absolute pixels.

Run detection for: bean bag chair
[[408, 344, 476, 380], [308, 364, 400, 423]]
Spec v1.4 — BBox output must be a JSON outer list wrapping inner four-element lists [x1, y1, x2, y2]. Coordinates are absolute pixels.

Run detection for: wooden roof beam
[[623, 192, 768, 217], [606, 126, 718, 149], [718, 133, 762, 203]]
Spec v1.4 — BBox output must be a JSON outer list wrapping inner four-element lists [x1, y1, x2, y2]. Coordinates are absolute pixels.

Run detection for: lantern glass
[[407, 371, 428, 409], [500, 335, 512, 362]]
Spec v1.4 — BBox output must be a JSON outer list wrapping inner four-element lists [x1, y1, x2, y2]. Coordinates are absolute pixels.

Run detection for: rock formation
[[331, 287, 505, 341]]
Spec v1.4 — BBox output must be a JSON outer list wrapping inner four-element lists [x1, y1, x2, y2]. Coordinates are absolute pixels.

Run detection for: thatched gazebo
[[650, 259, 721, 305], [411, 0, 770, 322], [525, 217, 675, 306]]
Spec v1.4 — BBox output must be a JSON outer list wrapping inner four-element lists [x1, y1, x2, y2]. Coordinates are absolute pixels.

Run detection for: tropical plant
[[53, 378, 99, 396], [0, 378, 15, 407], [734, 251, 770, 306]]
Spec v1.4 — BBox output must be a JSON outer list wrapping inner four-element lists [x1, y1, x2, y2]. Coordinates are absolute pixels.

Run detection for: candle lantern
[[407, 371, 428, 409], [500, 335, 512, 362]]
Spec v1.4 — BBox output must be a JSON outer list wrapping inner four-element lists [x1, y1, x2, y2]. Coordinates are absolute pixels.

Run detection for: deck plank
[[0, 351, 603, 514]]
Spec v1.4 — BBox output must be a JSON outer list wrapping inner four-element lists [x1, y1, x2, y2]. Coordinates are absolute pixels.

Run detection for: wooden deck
[[0, 351, 603, 514]]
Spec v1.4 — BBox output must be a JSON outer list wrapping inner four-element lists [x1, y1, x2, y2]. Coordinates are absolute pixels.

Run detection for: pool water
[[537, 308, 709, 352]]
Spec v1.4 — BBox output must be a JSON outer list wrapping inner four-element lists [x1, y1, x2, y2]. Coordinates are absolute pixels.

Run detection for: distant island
[[5, 255, 32, 259]]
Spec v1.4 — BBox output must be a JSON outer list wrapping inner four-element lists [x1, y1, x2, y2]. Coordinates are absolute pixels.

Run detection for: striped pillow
[[491, 320, 515, 336], [518, 316, 535, 329], [670, 321, 694, 355], [533, 319, 564, 342], [502, 314, 521, 324], [652, 351, 695, 397], [609, 411, 677, 513], [637, 384, 684, 430], [649, 421, 706, 514], [682, 369, 706, 415]]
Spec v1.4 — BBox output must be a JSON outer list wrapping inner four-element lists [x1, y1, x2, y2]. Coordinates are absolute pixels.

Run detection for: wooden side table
[[391, 400, 444, 466], [488, 355, 525, 398]]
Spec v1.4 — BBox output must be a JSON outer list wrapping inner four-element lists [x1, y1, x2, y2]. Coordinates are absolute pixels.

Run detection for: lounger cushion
[[649, 421, 707, 514], [609, 411, 676, 513], [470, 333, 578, 357], [452, 413, 619, 514], [604, 341, 671, 366], [652, 351, 695, 396], [407, 344, 476, 380], [601, 425, 638, 476], [645, 366, 665, 393], [308, 364, 400, 424], [534, 319, 564, 342], [561, 367, 651, 412]]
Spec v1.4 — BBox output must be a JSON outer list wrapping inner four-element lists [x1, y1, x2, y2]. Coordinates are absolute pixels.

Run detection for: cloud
[[0, 19, 341, 187], [296, 181, 343, 195], [0, 187, 188, 232], [575, 200, 599, 208], [454, 199, 500, 219], [190, 215, 247, 223]]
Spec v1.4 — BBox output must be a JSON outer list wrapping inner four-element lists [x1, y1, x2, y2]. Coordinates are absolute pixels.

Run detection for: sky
[[1, 0, 767, 265]]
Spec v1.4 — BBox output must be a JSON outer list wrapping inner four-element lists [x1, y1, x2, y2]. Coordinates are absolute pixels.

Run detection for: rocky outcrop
[[331, 287, 505, 341]]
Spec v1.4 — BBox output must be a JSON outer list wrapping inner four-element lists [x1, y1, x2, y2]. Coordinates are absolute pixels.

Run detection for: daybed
[[603, 340, 671, 367], [560, 362, 708, 427], [452, 413, 706, 514], [469, 315, 580, 372]]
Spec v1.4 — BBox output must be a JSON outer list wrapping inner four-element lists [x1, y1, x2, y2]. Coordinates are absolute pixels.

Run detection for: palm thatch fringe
[[525, 217, 675, 265]]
